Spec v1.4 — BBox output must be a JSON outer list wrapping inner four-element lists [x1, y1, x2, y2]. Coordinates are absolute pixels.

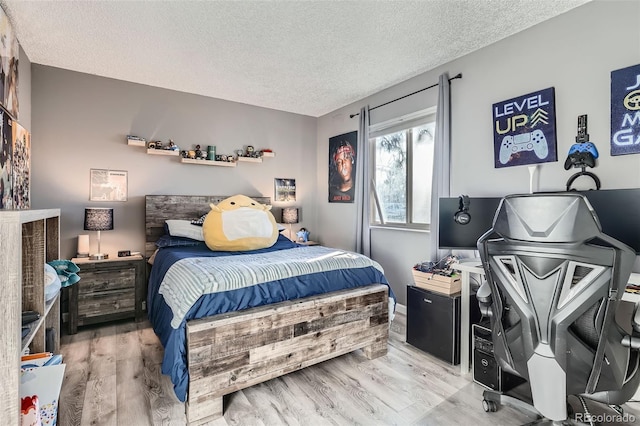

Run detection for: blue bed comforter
[[147, 236, 395, 402]]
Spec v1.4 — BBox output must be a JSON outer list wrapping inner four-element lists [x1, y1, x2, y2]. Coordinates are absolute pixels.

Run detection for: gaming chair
[[476, 193, 639, 423]]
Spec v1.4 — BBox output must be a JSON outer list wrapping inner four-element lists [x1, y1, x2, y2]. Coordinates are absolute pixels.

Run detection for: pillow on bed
[[202, 194, 279, 251], [156, 234, 206, 248], [165, 220, 205, 241]]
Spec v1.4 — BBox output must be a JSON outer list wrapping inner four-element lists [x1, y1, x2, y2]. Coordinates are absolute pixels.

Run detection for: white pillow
[[165, 220, 205, 241]]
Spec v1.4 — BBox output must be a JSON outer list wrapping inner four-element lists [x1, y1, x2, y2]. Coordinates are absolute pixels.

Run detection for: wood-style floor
[[58, 311, 640, 425]]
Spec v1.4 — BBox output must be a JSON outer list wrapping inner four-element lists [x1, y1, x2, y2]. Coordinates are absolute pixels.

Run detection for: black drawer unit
[[407, 285, 480, 365]]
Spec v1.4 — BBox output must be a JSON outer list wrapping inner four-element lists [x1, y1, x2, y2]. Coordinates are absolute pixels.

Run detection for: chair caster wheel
[[483, 399, 497, 412]]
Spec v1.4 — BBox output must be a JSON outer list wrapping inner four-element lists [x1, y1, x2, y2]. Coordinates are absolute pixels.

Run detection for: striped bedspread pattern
[[159, 246, 384, 328]]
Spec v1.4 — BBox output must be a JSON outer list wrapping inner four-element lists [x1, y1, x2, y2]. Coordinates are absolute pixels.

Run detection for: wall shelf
[[262, 151, 275, 157], [237, 156, 263, 163], [127, 137, 146, 147], [147, 149, 179, 156], [180, 158, 237, 167]]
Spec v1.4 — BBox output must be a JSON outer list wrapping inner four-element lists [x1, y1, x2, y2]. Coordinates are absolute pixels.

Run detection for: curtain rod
[[349, 73, 462, 118]]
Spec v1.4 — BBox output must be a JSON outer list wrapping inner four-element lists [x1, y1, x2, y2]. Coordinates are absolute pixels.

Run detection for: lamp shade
[[84, 208, 114, 231], [282, 207, 299, 224]]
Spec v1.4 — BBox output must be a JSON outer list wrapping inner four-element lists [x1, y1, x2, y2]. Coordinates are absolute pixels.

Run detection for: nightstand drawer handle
[[423, 298, 432, 303]]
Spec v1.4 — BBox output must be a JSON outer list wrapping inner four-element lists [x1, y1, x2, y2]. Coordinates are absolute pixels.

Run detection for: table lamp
[[282, 207, 299, 241], [84, 207, 114, 260]]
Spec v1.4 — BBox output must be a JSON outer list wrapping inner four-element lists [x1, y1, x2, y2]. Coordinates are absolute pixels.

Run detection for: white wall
[[317, 1, 640, 304], [31, 66, 318, 259]]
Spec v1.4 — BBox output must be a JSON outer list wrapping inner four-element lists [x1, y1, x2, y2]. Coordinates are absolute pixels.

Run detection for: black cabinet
[[407, 285, 480, 365]]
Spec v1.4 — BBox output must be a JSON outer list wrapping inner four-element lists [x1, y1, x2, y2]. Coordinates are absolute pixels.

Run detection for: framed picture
[[0, 7, 19, 119], [492, 87, 557, 168], [274, 178, 296, 202], [611, 63, 640, 156], [11, 119, 29, 208], [329, 131, 357, 203], [90, 169, 128, 201]]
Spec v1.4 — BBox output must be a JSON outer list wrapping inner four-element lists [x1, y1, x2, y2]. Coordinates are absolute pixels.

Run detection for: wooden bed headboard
[[144, 195, 271, 259]]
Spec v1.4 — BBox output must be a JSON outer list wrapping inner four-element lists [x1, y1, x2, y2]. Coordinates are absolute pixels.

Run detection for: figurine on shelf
[[165, 139, 179, 151], [188, 150, 196, 159], [180, 150, 189, 158], [194, 145, 207, 160], [245, 145, 255, 157]]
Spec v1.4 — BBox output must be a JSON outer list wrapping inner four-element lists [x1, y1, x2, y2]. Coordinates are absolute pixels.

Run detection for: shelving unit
[[236, 156, 263, 163], [180, 158, 237, 167], [126, 137, 146, 147], [128, 137, 275, 166], [0, 209, 61, 424], [147, 149, 179, 156]]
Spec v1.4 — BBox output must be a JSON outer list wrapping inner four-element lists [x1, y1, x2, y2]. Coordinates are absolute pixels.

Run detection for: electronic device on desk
[[438, 196, 502, 250], [575, 188, 640, 254], [473, 322, 526, 392], [439, 189, 640, 255]]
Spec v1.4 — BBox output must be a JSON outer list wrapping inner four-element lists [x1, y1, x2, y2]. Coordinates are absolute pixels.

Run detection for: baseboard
[[395, 303, 406, 315]]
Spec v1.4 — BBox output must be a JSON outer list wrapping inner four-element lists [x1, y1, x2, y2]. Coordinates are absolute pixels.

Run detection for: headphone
[[454, 195, 471, 225]]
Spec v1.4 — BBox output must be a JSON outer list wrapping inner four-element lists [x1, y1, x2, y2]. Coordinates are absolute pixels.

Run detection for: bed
[[145, 195, 394, 424]]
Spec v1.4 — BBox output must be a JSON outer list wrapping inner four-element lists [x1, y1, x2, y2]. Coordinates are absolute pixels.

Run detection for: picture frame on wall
[[0, 6, 19, 119], [611, 63, 640, 156], [90, 169, 128, 202], [492, 87, 557, 168], [11, 118, 29, 208], [274, 178, 296, 202], [328, 131, 357, 203]]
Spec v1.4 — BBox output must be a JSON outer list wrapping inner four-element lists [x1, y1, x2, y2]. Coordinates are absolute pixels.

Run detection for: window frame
[[369, 107, 437, 230]]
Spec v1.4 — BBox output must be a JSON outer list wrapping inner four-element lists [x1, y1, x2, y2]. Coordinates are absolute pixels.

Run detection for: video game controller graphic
[[567, 142, 599, 159], [499, 129, 549, 165]]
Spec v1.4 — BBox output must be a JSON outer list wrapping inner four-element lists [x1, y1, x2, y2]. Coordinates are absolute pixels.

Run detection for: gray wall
[[317, 1, 640, 304], [31, 66, 317, 259], [21, 1, 640, 306]]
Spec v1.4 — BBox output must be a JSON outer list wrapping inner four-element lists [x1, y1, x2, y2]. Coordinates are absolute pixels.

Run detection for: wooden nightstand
[[67, 255, 145, 334]]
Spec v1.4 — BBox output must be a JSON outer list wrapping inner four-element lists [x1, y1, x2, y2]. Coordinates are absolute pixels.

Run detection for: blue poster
[[492, 87, 557, 168], [611, 64, 640, 156]]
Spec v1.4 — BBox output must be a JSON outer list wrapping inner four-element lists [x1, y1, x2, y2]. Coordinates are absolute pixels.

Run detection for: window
[[371, 109, 436, 229]]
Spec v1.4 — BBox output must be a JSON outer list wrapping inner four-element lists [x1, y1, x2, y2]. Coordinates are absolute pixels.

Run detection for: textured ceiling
[[1, 0, 590, 117]]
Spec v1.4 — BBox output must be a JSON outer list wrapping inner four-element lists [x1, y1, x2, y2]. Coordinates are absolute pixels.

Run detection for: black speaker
[[454, 195, 471, 225], [472, 323, 526, 391]]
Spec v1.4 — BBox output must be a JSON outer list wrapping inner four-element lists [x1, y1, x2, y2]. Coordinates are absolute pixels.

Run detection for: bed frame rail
[[185, 284, 389, 424]]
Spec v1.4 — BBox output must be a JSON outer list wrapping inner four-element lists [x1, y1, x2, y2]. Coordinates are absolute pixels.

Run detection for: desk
[[451, 258, 485, 375], [450, 266, 640, 377]]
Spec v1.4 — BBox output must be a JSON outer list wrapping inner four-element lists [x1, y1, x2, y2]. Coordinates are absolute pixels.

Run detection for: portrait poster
[[0, 107, 12, 208], [0, 6, 19, 118], [492, 87, 557, 168], [611, 63, 640, 156], [274, 178, 296, 202], [11, 119, 29, 208], [90, 169, 128, 201], [328, 131, 357, 203]]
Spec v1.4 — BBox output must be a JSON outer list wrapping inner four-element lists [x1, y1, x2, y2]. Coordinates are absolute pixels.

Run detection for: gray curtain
[[355, 106, 371, 257], [429, 73, 452, 261]]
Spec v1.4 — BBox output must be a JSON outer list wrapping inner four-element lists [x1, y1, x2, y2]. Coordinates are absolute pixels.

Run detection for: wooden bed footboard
[[185, 284, 390, 424]]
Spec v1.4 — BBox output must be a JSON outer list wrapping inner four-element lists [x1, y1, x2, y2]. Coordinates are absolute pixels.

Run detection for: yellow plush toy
[[202, 195, 279, 251]]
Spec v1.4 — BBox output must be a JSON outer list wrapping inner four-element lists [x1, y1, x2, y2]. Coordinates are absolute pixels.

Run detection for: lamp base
[[90, 253, 109, 260], [76, 252, 89, 258]]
